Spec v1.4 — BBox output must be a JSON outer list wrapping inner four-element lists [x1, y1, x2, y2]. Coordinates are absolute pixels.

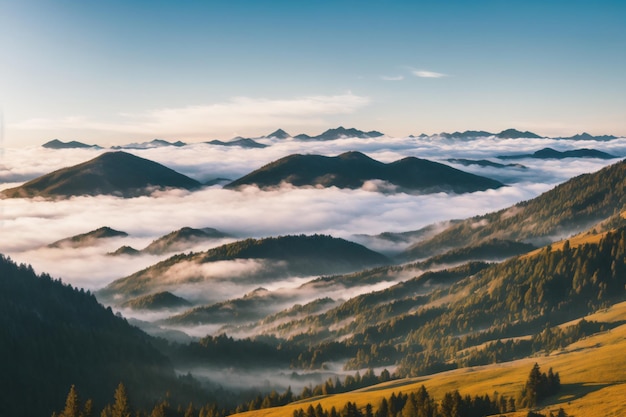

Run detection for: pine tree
[[111, 383, 132, 417], [59, 385, 80, 417]]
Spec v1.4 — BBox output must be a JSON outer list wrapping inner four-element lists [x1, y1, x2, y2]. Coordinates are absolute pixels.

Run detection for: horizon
[[1, 1, 625, 148]]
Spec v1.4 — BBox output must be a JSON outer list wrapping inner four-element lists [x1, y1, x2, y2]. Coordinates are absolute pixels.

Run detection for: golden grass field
[[233, 301, 626, 416]]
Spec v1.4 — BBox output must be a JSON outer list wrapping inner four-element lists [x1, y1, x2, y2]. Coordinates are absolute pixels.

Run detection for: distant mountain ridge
[[112, 139, 187, 149], [207, 138, 267, 148], [294, 126, 384, 140], [499, 147, 617, 160], [224, 151, 504, 194], [1, 151, 202, 198], [43, 139, 101, 149]]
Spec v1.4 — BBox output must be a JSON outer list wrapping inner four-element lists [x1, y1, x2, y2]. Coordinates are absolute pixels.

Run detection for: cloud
[[1, 136, 624, 305], [10, 93, 371, 139], [413, 70, 447, 78], [381, 75, 404, 81]]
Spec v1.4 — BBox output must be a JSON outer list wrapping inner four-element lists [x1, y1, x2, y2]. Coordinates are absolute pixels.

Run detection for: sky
[[1, 0, 625, 147]]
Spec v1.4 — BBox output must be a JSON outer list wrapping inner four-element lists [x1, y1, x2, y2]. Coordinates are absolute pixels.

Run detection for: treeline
[[51, 383, 226, 417], [0, 255, 210, 417], [291, 364, 563, 417], [236, 368, 393, 413]]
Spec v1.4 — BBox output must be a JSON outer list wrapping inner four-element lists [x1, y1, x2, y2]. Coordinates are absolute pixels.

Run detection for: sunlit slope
[[402, 158, 626, 259], [234, 320, 626, 417]]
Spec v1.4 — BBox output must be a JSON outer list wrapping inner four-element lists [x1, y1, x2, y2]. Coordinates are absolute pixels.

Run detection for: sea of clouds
[[1, 135, 624, 297]]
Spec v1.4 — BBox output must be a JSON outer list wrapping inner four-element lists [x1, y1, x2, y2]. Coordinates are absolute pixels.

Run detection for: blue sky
[[1, 0, 625, 146]]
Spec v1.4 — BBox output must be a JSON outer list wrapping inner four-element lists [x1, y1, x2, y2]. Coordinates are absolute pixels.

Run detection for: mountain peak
[[265, 128, 290, 139], [1, 151, 201, 199]]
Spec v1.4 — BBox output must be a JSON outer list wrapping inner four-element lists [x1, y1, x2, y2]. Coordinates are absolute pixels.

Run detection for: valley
[[1, 131, 625, 416]]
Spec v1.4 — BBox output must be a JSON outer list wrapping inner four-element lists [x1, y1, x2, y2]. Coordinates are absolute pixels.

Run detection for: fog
[[1, 135, 624, 334]]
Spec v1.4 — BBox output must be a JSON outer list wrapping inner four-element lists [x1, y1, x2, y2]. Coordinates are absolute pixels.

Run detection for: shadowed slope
[[1, 151, 201, 198]]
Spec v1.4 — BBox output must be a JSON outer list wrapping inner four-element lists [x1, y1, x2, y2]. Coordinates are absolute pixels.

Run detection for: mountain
[[402, 158, 626, 259], [99, 234, 390, 301], [264, 128, 290, 139], [108, 245, 141, 256], [447, 158, 527, 169], [121, 291, 192, 310], [42, 139, 100, 149], [559, 132, 618, 141], [0, 151, 202, 198], [438, 130, 494, 139], [294, 126, 384, 140], [141, 227, 230, 255], [0, 254, 206, 417], [496, 128, 543, 139], [499, 147, 617, 160], [48, 226, 128, 249], [112, 139, 187, 149], [224, 151, 504, 193], [207, 138, 267, 148]]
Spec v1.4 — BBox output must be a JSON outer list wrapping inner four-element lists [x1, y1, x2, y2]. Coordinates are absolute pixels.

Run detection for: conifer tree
[[111, 383, 132, 417]]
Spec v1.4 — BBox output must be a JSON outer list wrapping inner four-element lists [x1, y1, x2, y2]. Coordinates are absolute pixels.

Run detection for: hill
[[48, 226, 128, 249], [499, 147, 617, 160], [294, 127, 384, 140], [99, 234, 390, 301], [224, 151, 504, 193], [121, 291, 192, 310], [402, 158, 626, 259], [141, 227, 230, 255], [437, 130, 495, 139], [42, 139, 100, 149], [0, 151, 202, 198], [0, 255, 206, 417]]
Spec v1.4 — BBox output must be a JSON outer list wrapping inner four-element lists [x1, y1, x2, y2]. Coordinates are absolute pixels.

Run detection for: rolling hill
[[224, 151, 504, 193], [401, 158, 626, 259], [98, 234, 390, 302], [0, 151, 202, 198], [121, 291, 192, 310], [48, 226, 128, 249], [141, 227, 230, 255]]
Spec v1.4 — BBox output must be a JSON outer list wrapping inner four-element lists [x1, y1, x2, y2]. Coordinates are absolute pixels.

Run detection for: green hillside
[[403, 158, 626, 259]]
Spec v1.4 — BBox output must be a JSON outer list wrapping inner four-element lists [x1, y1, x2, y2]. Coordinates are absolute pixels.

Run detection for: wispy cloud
[[413, 70, 447, 78], [380, 75, 404, 81], [11, 94, 371, 138]]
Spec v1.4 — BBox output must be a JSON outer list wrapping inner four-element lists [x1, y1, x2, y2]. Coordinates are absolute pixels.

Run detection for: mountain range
[[225, 151, 504, 193], [39, 128, 624, 151], [499, 147, 617, 160], [98, 234, 390, 302], [0, 151, 202, 198], [293, 126, 384, 140], [42, 139, 101, 149]]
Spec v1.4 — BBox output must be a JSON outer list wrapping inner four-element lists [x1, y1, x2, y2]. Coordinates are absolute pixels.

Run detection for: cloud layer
[[1, 135, 624, 298]]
